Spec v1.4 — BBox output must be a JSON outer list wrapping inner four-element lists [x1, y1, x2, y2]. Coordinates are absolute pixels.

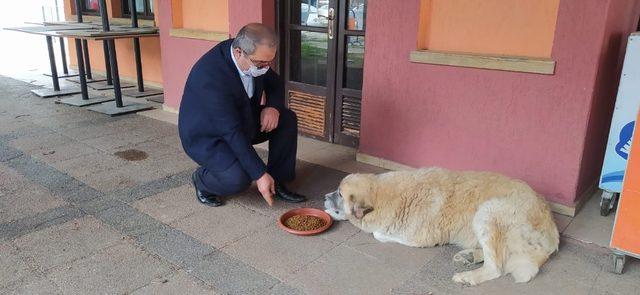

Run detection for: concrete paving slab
[[29, 141, 100, 164], [0, 163, 30, 194], [319, 220, 362, 244], [554, 212, 573, 233], [0, 274, 63, 295], [81, 132, 155, 153], [0, 183, 66, 224], [8, 132, 71, 152], [394, 240, 609, 295], [111, 140, 181, 162], [95, 203, 166, 237], [136, 152, 198, 177], [173, 203, 273, 249], [0, 205, 85, 242], [132, 184, 208, 225], [287, 244, 415, 295], [344, 230, 444, 271], [135, 224, 214, 269], [131, 269, 218, 295], [59, 123, 124, 141], [0, 242, 34, 288], [590, 257, 640, 295], [5, 155, 77, 196], [110, 169, 192, 203], [565, 193, 615, 247], [192, 251, 280, 295], [77, 162, 170, 194], [222, 225, 336, 280], [14, 217, 124, 271], [45, 242, 175, 295], [49, 152, 129, 179]]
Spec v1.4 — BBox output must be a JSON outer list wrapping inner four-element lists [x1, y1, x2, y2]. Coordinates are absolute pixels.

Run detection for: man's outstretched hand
[[256, 172, 275, 206]]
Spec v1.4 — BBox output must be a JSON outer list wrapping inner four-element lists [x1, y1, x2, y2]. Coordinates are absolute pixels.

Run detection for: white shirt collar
[[230, 45, 250, 78]]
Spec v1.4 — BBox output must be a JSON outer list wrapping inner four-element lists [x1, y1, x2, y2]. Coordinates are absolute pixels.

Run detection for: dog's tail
[[505, 254, 540, 283]]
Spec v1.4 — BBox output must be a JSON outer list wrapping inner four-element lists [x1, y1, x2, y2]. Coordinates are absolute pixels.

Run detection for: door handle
[[328, 8, 335, 39]]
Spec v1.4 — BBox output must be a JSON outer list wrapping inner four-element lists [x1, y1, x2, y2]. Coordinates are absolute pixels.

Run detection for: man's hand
[[260, 107, 279, 133], [256, 172, 275, 206]]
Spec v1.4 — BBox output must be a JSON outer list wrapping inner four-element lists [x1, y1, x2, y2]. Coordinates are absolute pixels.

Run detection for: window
[[122, 0, 155, 20], [417, 0, 560, 58], [76, 0, 100, 16]]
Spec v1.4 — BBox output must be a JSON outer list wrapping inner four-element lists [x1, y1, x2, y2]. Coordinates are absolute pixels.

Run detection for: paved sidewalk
[[0, 75, 638, 295]]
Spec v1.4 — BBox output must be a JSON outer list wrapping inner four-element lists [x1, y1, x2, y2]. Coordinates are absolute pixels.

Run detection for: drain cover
[[114, 149, 148, 161]]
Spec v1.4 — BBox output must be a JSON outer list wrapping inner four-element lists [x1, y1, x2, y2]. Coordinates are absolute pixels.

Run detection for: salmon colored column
[[160, 0, 276, 110]]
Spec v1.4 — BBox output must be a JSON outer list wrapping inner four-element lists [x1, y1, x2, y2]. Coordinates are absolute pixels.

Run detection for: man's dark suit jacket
[[178, 39, 285, 181]]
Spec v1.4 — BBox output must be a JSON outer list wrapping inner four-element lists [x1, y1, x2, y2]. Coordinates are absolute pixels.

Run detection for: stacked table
[[3, 0, 162, 116]]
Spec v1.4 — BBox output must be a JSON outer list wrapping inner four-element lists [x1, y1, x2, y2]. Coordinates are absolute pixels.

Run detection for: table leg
[[121, 37, 163, 98], [86, 39, 152, 116], [82, 39, 92, 80], [59, 37, 69, 75], [103, 40, 112, 85], [31, 36, 81, 98], [47, 36, 60, 91], [57, 39, 114, 106]]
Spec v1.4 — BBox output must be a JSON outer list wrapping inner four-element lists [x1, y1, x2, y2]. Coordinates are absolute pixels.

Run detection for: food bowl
[[277, 208, 333, 236]]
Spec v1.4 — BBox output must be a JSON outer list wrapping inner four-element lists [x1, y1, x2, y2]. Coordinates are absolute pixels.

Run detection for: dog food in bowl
[[284, 215, 326, 231], [277, 208, 333, 236]]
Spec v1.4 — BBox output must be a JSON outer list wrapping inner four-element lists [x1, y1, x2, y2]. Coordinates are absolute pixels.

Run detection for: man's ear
[[354, 203, 373, 219]]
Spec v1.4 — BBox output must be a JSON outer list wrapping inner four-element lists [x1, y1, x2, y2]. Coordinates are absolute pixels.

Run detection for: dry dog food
[[284, 215, 326, 231]]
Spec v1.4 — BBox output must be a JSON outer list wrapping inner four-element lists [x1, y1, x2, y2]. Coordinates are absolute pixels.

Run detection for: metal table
[[3, 24, 93, 98], [55, 0, 155, 116]]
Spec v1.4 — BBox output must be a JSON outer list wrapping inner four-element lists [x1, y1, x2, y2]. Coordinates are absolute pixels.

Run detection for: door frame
[[276, 0, 363, 147]]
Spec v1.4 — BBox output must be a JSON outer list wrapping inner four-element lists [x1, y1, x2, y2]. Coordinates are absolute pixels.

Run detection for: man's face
[[237, 44, 276, 71]]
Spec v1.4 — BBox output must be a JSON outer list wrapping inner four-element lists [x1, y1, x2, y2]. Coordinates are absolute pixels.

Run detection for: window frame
[[121, 0, 155, 20], [75, 0, 100, 16]]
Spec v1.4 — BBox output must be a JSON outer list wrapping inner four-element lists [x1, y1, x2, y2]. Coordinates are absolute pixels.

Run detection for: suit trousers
[[194, 109, 298, 196]]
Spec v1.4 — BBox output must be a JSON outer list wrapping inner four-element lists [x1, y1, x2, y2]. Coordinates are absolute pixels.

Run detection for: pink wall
[[576, 0, 640, 201], [159, 0, 276, 110], [359, 0, 640, 206]]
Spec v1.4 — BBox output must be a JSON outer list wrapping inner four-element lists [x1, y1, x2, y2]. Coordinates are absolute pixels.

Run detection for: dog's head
[[338, 173, 375, 220], [324, 190, 347, 220]]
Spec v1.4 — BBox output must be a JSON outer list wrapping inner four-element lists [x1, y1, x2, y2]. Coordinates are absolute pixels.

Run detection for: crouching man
[[178, 23, 307, 207]]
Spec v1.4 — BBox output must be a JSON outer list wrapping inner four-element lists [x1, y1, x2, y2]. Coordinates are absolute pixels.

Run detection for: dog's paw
[[453, 252, 475, 266], [452, 271, 478, 285]]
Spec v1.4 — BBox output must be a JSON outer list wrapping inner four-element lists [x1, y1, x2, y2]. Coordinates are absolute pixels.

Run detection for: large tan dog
[[324, 167, 559, 285]]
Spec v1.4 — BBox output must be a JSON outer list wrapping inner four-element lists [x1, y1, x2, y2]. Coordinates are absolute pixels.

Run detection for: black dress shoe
[[274, 183, 307, 203], [192, 172, 223, 207]]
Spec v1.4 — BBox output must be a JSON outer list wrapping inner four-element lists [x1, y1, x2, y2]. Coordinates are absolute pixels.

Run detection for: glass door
[[283, 0, 366, 147]]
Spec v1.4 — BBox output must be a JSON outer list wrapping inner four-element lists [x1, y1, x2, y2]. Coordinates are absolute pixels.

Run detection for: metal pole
[[130, 0, 144, 92], [82, 40, 92, 79], [102, 41, 112, 84], [75, 0, 83, 23], [107, 40, 123, 107], [74, 39, 89, 100], [99, 0, 123, 107], [59, 37, 69, 74], [46, 36, 61, 91], [75, 0, 92, 80]]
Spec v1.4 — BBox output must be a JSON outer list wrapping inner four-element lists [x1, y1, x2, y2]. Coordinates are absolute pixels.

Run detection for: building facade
[[65, 0, 640, 214]]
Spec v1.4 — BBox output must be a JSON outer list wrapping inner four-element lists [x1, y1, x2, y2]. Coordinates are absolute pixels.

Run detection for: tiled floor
[[138, 103, 617, 249], [0, 70, 637, 295]]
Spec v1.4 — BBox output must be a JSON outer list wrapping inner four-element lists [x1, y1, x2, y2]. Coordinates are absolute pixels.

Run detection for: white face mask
[[244, 65, 269, 77]]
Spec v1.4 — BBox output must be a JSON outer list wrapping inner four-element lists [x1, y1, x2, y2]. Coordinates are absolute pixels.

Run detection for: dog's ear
[[353, 203, 373, 219]]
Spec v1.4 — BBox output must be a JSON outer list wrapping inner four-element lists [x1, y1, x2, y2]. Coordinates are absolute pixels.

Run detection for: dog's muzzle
[[324, 190, 347, 221]]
